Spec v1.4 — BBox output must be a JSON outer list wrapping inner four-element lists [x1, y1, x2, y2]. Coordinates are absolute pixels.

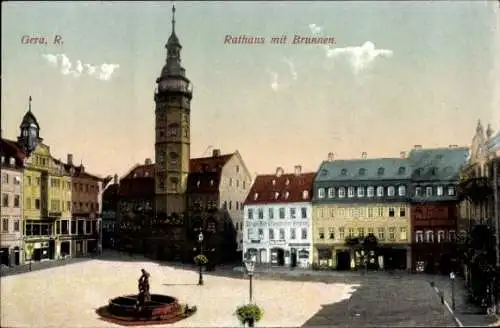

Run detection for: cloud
[[283, 58, 298, 81], [327, 41, 393, 74], [309, 23, 322, 36], [42, 53, 120, 81], [308, 24, 393, 74], [269, 71, 279, 91]]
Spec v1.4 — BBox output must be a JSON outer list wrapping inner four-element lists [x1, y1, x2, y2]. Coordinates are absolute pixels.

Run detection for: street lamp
[[198, 231, 204, 286], [450, 271, 456, 311], [244, 255, 257, 303]]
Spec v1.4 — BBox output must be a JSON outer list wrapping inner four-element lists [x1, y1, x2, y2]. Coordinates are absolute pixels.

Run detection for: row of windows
[[316, 206, 407, 218], [25, 219, 96, 236], [2, 193, 21, 208], [247, 207, 308, 220], [316, 226, 408, 242], [247, 227, 309, 241], [414, 229, 460, 243], [317, 185, 456, 199], [24, 175, 99, 194], [23, 197, 99, 213], [1, 173, 21, 185], [1, 218, 21, 233], [0, 156, 17, 166], [222, 200, 244, 211], [253, 190, 309, 201]]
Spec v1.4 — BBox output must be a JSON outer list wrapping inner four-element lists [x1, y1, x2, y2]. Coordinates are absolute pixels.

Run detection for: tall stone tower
[[154, 5, 192, 216]]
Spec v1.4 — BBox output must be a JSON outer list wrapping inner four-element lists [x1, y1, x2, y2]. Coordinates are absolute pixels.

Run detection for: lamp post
[[198, 231, 204, 286], [244, 255, 256, 303], [450, 271, 456, 311]]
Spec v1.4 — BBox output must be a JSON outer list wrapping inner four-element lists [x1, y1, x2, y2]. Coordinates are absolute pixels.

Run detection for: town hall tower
[[154, 5, 192, 216]]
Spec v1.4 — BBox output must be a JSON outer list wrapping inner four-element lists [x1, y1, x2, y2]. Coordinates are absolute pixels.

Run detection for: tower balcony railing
[[458, 176, 492, 202]]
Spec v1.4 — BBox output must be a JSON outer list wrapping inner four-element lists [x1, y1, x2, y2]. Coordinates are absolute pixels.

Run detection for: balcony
[[458, 177, 492, 202]]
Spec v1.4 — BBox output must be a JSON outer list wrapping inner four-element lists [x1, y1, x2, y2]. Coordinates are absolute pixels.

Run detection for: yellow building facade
[[312, 203, 411, 269], [23, 143, 72, 261], [312, 156, 413, 270]]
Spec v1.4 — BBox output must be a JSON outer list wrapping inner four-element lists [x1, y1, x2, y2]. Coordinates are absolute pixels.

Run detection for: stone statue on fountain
[[137, 268, 151, 307]]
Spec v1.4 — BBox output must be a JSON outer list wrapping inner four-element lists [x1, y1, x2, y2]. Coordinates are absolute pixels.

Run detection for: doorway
[[0, 248, 9, 266], [277, 248, 285, 266], [13, 247, 20, 265], [336, 250, 351, 271], [49, 239, 56, 259], [290, 248, 297, 268]]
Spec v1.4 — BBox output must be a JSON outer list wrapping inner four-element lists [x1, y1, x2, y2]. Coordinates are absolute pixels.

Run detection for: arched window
[[338, 187, 346, 198], [398, 185, 406, 196], [327, 187, 335, 198], [169, 152, 179, 166], [387, 186, 395, 197], [376, 186, 384, 197], [367, 186, 375, 197]]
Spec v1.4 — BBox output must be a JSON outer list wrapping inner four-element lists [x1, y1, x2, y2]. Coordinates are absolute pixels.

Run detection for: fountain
[[96, 269, 197, 326]]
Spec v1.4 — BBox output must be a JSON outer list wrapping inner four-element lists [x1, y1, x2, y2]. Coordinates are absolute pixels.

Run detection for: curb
[[432, 284, 464, 327]]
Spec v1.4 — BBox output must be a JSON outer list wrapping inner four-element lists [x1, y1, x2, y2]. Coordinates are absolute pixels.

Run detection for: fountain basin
[[96, 294, 196, 326]]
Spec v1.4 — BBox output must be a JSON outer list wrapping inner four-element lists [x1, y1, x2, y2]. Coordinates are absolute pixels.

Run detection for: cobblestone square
[[0, 258, 358, 327]]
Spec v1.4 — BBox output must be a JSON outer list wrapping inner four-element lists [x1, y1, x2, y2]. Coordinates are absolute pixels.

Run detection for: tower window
[[170, 177, 179, 191], [169, 152, 179, 167], [167, 123, 179, 137]]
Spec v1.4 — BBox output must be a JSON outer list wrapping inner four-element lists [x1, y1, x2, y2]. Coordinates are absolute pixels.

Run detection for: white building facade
[[242, 166, 315, 268], [0, 154, 24, 266]]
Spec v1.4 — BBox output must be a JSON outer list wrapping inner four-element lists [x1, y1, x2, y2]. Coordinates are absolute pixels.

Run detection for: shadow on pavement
[[302, 275, 457, 328]]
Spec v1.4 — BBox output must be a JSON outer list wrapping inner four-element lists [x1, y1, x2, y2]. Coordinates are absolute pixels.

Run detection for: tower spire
[[28, 96, 32, 112], [172, 4, 176, 34]]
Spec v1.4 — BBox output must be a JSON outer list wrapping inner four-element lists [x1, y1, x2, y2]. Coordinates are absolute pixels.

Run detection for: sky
[[1, 1, 499, 179]]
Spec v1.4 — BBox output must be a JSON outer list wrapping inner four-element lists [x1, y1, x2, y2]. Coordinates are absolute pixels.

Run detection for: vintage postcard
[[1, 1, 500, 327]]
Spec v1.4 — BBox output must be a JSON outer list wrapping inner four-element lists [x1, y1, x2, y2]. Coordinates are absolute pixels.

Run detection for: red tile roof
[[189, 154, 233, 172], [244, 172, 316, 205], [122, 164, 155, 180], [0, 138, 26, 168]]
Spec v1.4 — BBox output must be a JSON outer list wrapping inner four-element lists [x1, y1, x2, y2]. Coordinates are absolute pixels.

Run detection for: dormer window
[[320, 169, 328, 176], [377, 167, 385, 176], [272, 179, 276, 185], [209, 179, 214, 186], [398, 167, 406, 175], [285, 179, 290, 185], [358, 168, 366, 176], [0, 156, 4, 164], [274, 192, 280, 199], [253, 193, 259, 200], [302, 190, 309, 199], [284, 191, 290, 199], [415, 168, 423, 176], [196, 180, 201, 187], [341, 169, 348, 176], [9, 157, 15, 166], [430, 167, 438, 175], [133, 173, 138, 178]]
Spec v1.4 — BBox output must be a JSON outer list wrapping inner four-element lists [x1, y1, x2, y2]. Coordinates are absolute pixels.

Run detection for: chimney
[[400, 151, 406, 158], [414, 145, 422, 150], [67, 154, 73, 165], [361, 152, 367, 159], [294, 165, 302, 175], [212, 149, 221, 157], [276, 166, 284, 177], [113, 174, 119, 184], [145, 158, 152, 165], [327, 152, 334, 161], [80, 164, 85, 173]]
